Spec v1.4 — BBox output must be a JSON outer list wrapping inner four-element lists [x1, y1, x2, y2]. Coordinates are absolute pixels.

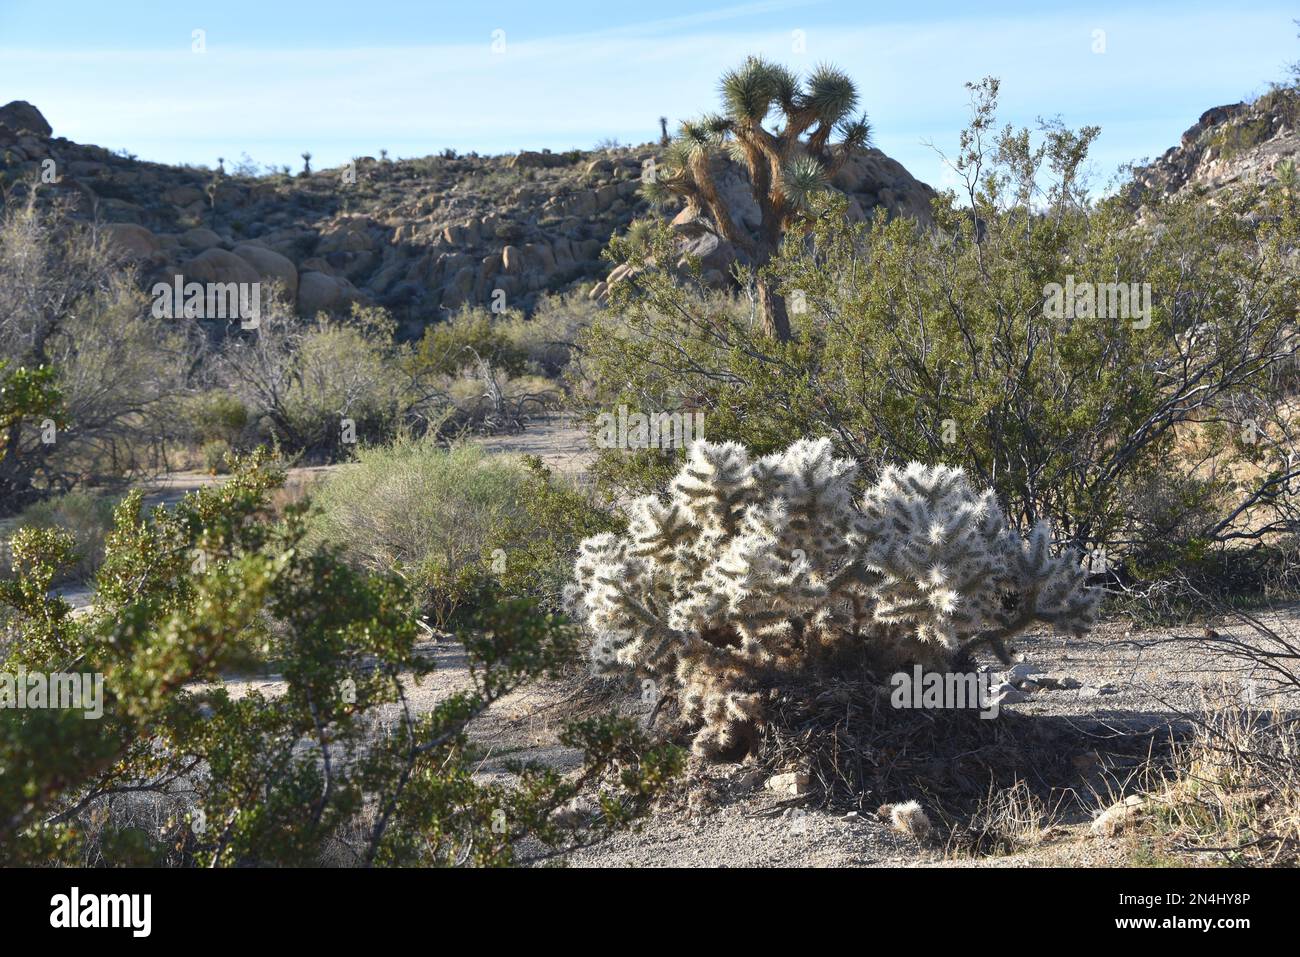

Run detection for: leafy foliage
[[309, 439, 620, 627], [0, 451, 678, 866], [408, 308, 528, 378], [0, 197, 184, 513]]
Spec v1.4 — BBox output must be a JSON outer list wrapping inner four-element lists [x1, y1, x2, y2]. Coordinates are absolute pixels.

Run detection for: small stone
[[1037, 675, 1082, 690], [766, 771, 810, 796], [1092, 795, 1146, 837], [991, 681, 1027, 704], [1003, 662, 1043, 684]]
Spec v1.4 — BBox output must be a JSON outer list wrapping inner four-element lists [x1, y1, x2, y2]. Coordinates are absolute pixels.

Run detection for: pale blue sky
[[1, 0, 1296, 191]]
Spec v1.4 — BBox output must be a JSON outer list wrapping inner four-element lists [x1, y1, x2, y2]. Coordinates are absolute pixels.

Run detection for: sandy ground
[[29, 414, 1300, 866]]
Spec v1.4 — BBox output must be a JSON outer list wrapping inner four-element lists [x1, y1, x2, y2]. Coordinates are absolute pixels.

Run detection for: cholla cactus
[[568, 438, 1100, 760]]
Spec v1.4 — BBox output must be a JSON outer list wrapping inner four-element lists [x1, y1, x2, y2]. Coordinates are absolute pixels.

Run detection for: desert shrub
[[582, 79, 1300, 587], [409, 307, 527, 378], [1117, 696, 1300, 866], [216, 303, 411, 460], [0, 360, 64, 514], [185, 392, 251, 449], [310, 439, 618, 625], [440, 370, 560, 435], [0, 451, 679, 866], [0, 198, 190, 512], [499, 290, 600, 379], [401, 305, 575, 435], [280, 319, 401, 453], [498, 454, 623, 602], [2, 490, 119, 585], [201, 438, 233, 474], [567, 438, 1099, 760]]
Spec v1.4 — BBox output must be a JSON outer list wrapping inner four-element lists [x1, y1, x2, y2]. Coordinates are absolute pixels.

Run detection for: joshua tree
[[301, 151, 312, 175], [658, 116, 669, 147], [642, 56, 871, 342], [208, 159, 224, 208]]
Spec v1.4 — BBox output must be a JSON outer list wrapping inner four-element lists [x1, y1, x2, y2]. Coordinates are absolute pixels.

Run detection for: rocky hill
[[0, 100, 937, 338], [1129, 85, 1299, 207]]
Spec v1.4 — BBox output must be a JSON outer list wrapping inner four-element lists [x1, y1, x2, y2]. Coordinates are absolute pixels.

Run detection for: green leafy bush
[[186, 392, 251, 449], [0, 451, 678, 866], [309, 439, 619, 626], [1, 198, 184, 512], [201, 438, 234, 475], [215, 304, 411, 460], [409, 307, 527, 378], [5, 490, 119, 585], [497, 290, 600, 379]]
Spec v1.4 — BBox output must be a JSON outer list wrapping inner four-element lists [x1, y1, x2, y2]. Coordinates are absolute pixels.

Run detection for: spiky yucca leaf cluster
[[640, 56, 872, 341], [568, 439, 1100, 760], [645, 57, 870, 219]]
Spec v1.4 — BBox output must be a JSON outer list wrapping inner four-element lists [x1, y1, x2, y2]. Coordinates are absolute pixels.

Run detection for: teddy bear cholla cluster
[[568, 438, 1100, 759]]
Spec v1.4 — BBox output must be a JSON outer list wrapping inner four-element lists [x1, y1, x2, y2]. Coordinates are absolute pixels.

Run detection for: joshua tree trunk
[[756, 274, 791, 342]]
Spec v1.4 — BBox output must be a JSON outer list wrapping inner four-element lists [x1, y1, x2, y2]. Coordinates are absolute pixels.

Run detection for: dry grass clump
[[1122, 700, 1300, 865], [952, 780, 1061, 856]]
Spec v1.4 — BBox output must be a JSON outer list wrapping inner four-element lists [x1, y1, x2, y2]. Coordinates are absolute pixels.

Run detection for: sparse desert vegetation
[[3, 25, 1300, 889]]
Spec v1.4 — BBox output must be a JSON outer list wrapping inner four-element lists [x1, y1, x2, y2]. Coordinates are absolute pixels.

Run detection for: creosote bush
[[568, 438, 1100, 760]]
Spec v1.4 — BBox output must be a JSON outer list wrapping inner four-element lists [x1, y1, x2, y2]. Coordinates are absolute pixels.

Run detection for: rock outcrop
[[0, 100, 52, 138], [593, 146, 938, 302], [0, 98, 938, 335], [1129, 86, 1300, 206]]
